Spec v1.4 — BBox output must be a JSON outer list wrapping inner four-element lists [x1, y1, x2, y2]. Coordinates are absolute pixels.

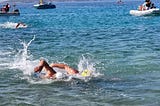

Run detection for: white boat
[[34, 0, 56, 9], [130, 8, 160, 16]]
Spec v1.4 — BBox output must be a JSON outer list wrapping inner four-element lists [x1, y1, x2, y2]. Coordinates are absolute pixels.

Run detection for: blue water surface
[[0, 1, 160, 105]]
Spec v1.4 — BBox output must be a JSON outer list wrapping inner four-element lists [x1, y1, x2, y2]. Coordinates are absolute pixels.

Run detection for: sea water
[[0, 1, 160, 105]]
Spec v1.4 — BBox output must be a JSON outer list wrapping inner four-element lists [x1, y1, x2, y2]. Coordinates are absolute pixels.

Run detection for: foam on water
[[9, 35, 101, 84], [10, 35, 37, 76], [29, 55, 101, 84], [0, 22, 27, 29], [9, 35, 52, 84], [78, 54, 102, 77]]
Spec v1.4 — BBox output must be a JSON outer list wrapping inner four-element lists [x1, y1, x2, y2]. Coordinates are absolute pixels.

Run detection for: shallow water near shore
[[0, 1, 160, 106]]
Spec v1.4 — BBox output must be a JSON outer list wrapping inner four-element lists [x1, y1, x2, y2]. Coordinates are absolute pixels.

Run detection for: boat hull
[[34, 4, 56, 9], [0, 12, 20, 16], [130, 8, 160, 16]]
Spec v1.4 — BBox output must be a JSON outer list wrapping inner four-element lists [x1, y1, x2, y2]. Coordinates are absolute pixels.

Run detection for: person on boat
[[138, 5, 143, 11], [48, 2, 52, 5], [16, 22, 27, 28], [138, 0, 152, 11], [5, 3, 10, 12], [1, 5, 7, 13], [0, 3, 10, 13], [150, 3, 156, 9], [0, 6, 5, 12], [48, 0, 52, 5], [34, 59, 79, 79], [39, 0, 43, 5], [142, 0, 152, 10]]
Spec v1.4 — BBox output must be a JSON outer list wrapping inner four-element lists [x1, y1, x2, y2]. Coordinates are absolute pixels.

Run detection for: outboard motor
[[14, 9, 19, 13]]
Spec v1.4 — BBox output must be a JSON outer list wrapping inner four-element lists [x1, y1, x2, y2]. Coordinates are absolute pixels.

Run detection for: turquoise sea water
[[0, 1, 160, 105]]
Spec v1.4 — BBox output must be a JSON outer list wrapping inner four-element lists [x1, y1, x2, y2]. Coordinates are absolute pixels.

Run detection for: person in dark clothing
[[5, 3, 10, 12], [145, 0, 151, 9], [150, 3, 156, 9]]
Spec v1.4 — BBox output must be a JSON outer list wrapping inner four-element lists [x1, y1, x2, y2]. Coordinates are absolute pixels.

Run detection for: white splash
[[10, 36, 101, 84], [77, 54, 102, 79], [78, 55, 96, 73], [11, 35, 37, 76], [0, 22, 27, 29]]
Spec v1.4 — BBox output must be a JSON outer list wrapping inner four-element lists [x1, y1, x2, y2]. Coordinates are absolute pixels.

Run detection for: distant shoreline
[[1, 0, 142, 3]]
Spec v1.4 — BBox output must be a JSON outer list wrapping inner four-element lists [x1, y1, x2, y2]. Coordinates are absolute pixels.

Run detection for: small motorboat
[[0, 4, 20, 16], [34, 0, 56, 9], [0, 12, 20, 16], [130, 8, 160, 16], [0, 9, 20, 16]]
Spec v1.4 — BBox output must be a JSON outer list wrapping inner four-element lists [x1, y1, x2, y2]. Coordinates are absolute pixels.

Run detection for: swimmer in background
[[16, 22, 27, 29], [34, 59, 79, 79]]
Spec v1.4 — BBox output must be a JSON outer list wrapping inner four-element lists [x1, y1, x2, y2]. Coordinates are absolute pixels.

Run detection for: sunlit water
[[0, 1, 160, 106]]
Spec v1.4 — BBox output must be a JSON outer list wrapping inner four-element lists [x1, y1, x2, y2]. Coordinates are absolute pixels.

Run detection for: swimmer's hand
[[34, 66, 43, 73]]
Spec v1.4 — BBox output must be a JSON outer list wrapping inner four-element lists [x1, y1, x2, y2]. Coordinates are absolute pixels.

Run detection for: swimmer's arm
[[16, 23, 20, 28], [50, 63, 79, 74], [50, 63, 66, 69]]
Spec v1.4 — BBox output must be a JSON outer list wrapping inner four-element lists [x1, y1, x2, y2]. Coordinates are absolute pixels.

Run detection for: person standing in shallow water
[[34, 59, 79, 79]]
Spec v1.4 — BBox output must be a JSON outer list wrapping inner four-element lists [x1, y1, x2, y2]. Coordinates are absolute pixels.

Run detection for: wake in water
[[0, 22, 27, 29], [77, 54, 102, 78], [10, 35, 37, 76], [10, 36, 101, 84]]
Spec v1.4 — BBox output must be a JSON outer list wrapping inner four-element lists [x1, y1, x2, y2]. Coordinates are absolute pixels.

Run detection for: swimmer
[[34, 59, 79, 79], [16, 22, 27, 29]]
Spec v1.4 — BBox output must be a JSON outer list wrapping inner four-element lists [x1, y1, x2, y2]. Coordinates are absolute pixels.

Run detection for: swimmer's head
[[81, 69, 91, 77]]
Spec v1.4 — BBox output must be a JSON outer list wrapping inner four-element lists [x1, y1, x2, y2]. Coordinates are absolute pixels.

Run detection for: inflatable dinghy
[[130, 8, 160, 16]]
